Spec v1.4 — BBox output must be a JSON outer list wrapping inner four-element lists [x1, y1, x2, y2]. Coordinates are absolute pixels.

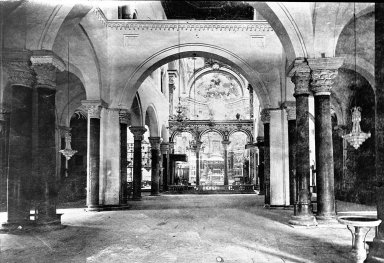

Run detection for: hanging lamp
[[59, 38, 77, 160], [342, 2, 371, 149]]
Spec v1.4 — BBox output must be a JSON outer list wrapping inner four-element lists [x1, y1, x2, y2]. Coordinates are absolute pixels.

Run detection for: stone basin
[[337, 216, 382, 227]]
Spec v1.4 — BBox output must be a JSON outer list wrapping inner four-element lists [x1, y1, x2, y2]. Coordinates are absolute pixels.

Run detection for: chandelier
[[341, 3, 370, 150], [60, 38, 77, 160], [342, 107, 371, 149]]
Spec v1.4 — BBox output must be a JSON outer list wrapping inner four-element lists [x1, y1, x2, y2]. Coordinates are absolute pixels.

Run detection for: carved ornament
[[4, 61, 35, 87], [149, 137, 162, 150], [129, 126, 147, 140], [81, 100, 107, 119], [260, 109, 271, 123], [288, 59, 311, 96], [119, 109, 130, 124]]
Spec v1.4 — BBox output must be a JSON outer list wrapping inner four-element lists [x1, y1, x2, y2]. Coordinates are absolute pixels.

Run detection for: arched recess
[[170, 130, 196, 143], [145, 104, 160, 137], [130, 93, 143, 126], [187, 66, 246, 97], [199, 129, 225, 142], [118, 44, 272, 111], [56, 70, 87, 127], [228, 129, 254, 144], [340, 57, 375, 95]]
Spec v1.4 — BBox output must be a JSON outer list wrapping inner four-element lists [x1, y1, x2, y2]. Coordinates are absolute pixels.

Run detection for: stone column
[[31, 54, 65, 224], [366, 4, 384, 260], [308, 57, 343, 222], [82, 100, 104, 211], [260, 109, 270, 205], [248, 84, 254, 118], [0, 105, 10, 211], [160, 142, 169, 191], [284, 102, 297, 206], [287, 59, 317, 226], [222, 140, 231, 185], [2, 55, 35, 225], [119, 110, 130, 205], [168, 142, 175, 185], [257, 137, 265, 195], [149, 137, 161, 196], [129, 126, 147, 200], [168, 70, 177, 119]]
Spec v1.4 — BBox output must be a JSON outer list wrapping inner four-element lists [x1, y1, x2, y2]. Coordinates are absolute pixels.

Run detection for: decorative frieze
[[307, 57, 344, 96], [93, 8, 273, 32]]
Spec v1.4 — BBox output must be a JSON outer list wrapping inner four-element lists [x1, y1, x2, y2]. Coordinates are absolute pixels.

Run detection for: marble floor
[[0, 194, 377, 263]]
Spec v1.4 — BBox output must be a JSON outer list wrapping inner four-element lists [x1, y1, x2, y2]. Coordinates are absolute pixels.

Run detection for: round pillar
[[149, 137, 161, 196], [129, 126, 147, 200]]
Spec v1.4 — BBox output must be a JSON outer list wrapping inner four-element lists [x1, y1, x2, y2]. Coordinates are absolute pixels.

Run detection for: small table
[[337, 216, 382, 263]]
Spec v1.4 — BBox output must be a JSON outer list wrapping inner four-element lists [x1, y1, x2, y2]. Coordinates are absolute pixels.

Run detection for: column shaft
[[223, 148, 228, 185], [195, 150, 200, 186], [149, 137, 161, 196], [120, 122, 128, 205], [129, 126, 146, 200], [87, 117, 100, 208], [314, 95, 335, 219], [288, 119, 297, 205], [264, 123, 270, 205], [36, 87, 58, 223]]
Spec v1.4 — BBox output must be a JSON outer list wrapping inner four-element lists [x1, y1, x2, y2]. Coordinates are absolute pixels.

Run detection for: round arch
[[119, 44, 272, 110], [145, 104, 160, 137], [199, 129, 225, 142], [228, 129, 254, 144], [187, 66, 247, 97], [170, 130, 196, 143]]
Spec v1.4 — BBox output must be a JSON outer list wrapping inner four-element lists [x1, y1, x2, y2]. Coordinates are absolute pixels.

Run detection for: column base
[[86, 205, 102, 212], [366, 237, 384, 263], [316, 214, 339, 225], [36, 213, 63, 225], [258, 191, 265, 195], [97, 204, 131, 211], [1, 220, 35, 231], [289, 215, 318, 227]]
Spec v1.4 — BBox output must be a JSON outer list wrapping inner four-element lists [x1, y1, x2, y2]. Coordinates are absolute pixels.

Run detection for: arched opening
[[228, 132, 250, 185]]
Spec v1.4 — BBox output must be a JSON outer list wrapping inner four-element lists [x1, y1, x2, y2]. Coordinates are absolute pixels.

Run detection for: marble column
[[168, 70, 177, 119], [366, 4, 384, 260], [129, 126, 147, 200], [149, 137, 161, 196], [195, 141, 203, 186], [160, 142, 169, 191], [308, 57, 343, 222], [168, 142, 175, 185], [284, 102, 297, 206], [82, 100, 104, 211], [260, 109, 270, 205], [222, 140, 231, 185], [3, 56, 35, 226], [32, 55, 65, 224], [257, 136, 265, 195], [288, 59, 317, 226], [119, 110, 129, 205], [248, 84, 254, 118]]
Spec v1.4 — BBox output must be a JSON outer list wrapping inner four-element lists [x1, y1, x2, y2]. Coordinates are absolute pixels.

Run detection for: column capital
[[260, 108, 271, 123], [148, 137, 162, 150], [31, 51, 65, 89], [119, 109, 130, 124], [81, 100, 107, 119], [160, 142, 169, 154], [307, 57, 344, 96], [129, 126, 147, 140], [222, 140, 231, 150], [168, 69, 178, 88], [282, 101, 296, 120], [288, 58, 311, 96]]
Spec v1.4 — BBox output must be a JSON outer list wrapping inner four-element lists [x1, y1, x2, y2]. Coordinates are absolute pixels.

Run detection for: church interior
[[1, 1, 384, 262]]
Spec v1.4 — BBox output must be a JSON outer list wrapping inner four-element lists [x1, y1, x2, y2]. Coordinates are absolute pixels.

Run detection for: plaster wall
[[269, 109, 290, 206]]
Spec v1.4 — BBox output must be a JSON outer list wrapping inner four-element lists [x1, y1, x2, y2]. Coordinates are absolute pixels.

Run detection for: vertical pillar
[[284, 102, 297, 206], [248, 84, 254, 118], [168, 142, 175, 185], [32, 55, 65, 224], [119, 110, 129, 205], [129, 126, 147, 200], [288, 59, 317, 226], [257, 136, 265, 195], [308, 57, 343, 223], [160, 142, 169, 191], [149, 137, 161, 196], [0, 106, 10, 211], [366, 4, 384, 260], [222, 140, 231, 185], [261, 109, 270, 206], [2, 57, 35, 226], [168, 70, 177, 119], [82, 100, 104, 211]]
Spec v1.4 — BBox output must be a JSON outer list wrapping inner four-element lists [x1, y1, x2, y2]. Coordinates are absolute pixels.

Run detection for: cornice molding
[[93, 8, 273, 32]]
